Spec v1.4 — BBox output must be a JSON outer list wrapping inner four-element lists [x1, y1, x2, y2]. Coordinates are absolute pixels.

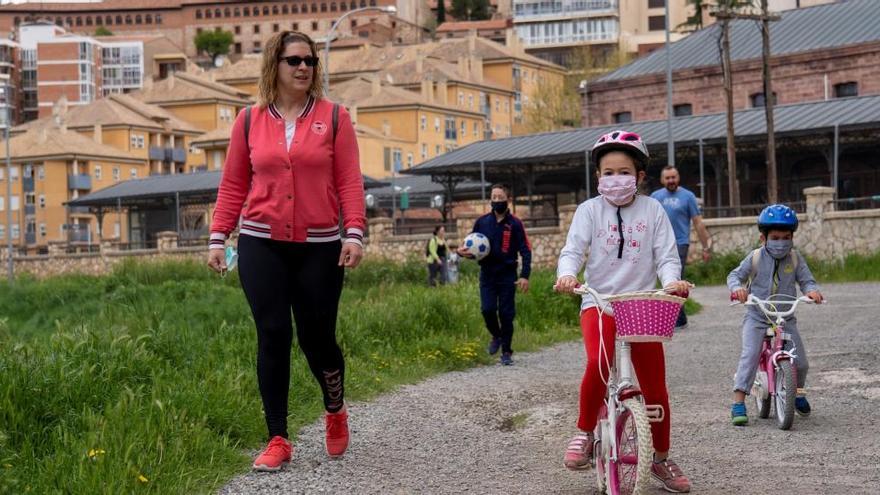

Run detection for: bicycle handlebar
[[731, 293, 817, 319]]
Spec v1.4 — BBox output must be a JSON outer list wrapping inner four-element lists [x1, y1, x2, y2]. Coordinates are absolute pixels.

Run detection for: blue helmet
[[757, 204, 798, 233]]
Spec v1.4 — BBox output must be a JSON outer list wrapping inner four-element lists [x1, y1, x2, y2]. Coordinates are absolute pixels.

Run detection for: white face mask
[[598, 175, 637, 206]]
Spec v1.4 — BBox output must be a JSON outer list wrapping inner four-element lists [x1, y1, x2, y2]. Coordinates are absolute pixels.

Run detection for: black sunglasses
[[279, 55, 319, 67]]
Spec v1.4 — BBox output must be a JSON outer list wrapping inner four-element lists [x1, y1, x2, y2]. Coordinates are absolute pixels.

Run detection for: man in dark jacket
[[459, 184, 532, 365]]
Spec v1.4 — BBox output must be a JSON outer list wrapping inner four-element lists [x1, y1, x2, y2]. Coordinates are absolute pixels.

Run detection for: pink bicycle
[[572, 284, 687, 495], [732, 294, 817, 430]]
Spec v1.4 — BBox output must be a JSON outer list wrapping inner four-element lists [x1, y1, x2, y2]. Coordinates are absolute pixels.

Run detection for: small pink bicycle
[[731, 294, 817, 430], [572, 284, 687, 495]]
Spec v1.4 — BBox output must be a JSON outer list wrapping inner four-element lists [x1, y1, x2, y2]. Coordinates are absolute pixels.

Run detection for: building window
[[234, 25, 241, 34], [39, 195, 46, 208], [444, 117, 457, 140], [312, 21, 318, 31], [434, 117, 440, 132], [11, 225, 18, 240], [283, 5, 289, 14], [293, 22, 300, 30], [86, 16, 93, 26], [273, 23, 280, 32], [253, 41, 261, 52], [435, 145, 441, 156], [458, 92, 464, 106], [145, 14, 153, 24], [235, 43, 242, 54], [130, 168, 138, 179], [351, 19, 357, 28], [750, 92, 777, 107], [76, 16, 83, 26], [292, 5, 299, 13], [673, 103, 692, 117], [243, 6, 250, 16], [196, 10, 203, 19], [135, 15, 142, 24], [254, 24, 260, 34], [273, 5, 280, 14], [40, 223, 46, 237], [113, 167, 120, 181], [833, 82, 858, 98], [263, 6, 270, 15], [94, 165, 102, 180], [234, 7, 240, 16], [468, 94, 474, 109], [10, 195, 19, 211], [421, 143, 428, 159], [125, 15, 132, 25], [460, 120, 466, 137], [474, 122, 479, 137], [37, 165, 45, 180], [648, 0, 665, 8], [407, 153, 413, 168], [648, 15, 666, 31], [10, 166, 19, 181], [420, 115, 426, 130], [155, 14, 162, 24], [613, 111, 632, 123], [223, 8, 230, 17], [0, 225, 4, 239]]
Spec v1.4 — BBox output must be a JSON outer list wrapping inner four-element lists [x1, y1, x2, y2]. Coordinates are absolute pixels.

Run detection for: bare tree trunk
[[762, 0, 778, 204], [721, 18, 739, 212]]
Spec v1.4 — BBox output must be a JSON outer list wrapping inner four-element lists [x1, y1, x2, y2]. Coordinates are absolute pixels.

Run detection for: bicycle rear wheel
[[775, 360, 796, 430], [607, 398, 652, 495]]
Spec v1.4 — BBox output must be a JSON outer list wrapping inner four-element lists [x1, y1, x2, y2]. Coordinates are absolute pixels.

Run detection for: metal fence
[[701, 201, 806, 219], [832, 195, 880, 211], [393, 219, 457, 236]]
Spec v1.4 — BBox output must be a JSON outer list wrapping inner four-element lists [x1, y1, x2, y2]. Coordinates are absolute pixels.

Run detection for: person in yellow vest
[[426, 225, 448, 286]]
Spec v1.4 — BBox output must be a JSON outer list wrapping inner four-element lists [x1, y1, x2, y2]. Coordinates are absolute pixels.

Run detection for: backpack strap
[[748, 248, 762, 287], [244, 105, 252, 149], [332, 102, 339, 142]]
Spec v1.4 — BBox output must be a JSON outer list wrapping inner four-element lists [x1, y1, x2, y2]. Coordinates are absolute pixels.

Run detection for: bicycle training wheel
[[752, 370, 771, 419]]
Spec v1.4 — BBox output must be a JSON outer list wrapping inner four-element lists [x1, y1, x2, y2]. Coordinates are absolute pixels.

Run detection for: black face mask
[[491, 201, 508, 214]]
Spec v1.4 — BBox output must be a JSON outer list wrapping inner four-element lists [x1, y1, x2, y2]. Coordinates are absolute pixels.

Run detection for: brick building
[[582, 0, 880, 127], [0, 0, 399, 59]]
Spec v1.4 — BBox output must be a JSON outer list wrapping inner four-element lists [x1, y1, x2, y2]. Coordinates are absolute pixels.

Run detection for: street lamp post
[[1, 73, 12, 283], [323, 5, 397, 93]]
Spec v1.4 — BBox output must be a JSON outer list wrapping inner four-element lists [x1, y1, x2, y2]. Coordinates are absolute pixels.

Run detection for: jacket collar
[[268, 95, 315, 121]]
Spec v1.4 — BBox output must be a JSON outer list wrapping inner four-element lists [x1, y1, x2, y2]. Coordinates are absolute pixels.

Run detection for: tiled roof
[[436, 19, 511, 32], [189, 124, 233, 147], [132, 72, 251, 105], [2, 125, 142, 163], [212, 54, 262, 82], [379, 56, 511, 93]]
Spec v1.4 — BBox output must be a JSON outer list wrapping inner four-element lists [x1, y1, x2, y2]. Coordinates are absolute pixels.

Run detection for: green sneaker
[[731, 402, 748, 426]]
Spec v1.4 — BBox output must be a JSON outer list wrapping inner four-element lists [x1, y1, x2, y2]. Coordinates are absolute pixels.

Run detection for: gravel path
[[221, 283, 880, 494]]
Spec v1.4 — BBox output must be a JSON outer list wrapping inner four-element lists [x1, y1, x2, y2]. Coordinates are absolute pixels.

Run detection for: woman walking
[[207, 31, 365, 471]]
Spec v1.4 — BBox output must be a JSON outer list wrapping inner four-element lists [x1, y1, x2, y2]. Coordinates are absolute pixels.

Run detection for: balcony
[[25, 204, 35, 215], [68, 230, 91, 243], [68, 205, 91, 214], [25, 232, 36, 245], [514, 0, 618, 21], [148, 146, 166, 160], [148, 146, 187, 163], [68, 174, 92, 191], [23, 177, 34, 191]]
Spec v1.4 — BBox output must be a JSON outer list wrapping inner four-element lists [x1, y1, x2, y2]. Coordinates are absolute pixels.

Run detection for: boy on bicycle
[[727, 204, 823, 426]]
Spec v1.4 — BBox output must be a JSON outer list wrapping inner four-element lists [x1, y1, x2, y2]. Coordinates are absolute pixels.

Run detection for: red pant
[[578, 308, 671, 453]]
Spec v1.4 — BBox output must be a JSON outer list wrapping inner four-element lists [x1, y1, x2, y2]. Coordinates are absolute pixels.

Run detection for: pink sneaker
[[252, 436, 292, 472], [651, 458, 691, 493], [325, 407, 350, 458], [563, 432, 593, 470]]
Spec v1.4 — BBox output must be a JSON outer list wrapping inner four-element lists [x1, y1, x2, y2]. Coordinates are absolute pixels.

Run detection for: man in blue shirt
[[458, 184, 532, 365], [651, 166, 712, 328]]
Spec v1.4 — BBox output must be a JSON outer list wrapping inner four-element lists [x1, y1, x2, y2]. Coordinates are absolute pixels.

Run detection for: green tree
[[524, 46, 630, 133], [678, 0, 757, 32], [94, 26, 113, 36], [194, 30, 234, 64], [451, 0, 491, 20], [437, 0, 446, 24]]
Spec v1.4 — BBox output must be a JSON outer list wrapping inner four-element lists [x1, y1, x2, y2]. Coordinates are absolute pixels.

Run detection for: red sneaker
[[252, 436, 292, 472], [325, 407, 350, 458]]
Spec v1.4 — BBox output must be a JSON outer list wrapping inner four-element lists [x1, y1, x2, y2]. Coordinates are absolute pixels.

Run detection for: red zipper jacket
[[209, 98, 366, 248]]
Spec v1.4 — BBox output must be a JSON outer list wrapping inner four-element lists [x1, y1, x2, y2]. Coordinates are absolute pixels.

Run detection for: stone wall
[[7, 187, 879, 279]]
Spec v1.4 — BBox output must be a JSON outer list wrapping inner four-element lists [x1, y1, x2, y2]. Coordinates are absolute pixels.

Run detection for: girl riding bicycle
[[555, 131, 691, 493]]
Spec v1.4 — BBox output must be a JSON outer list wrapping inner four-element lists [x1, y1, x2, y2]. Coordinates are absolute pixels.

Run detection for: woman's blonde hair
[[257, 31, 324, 107]]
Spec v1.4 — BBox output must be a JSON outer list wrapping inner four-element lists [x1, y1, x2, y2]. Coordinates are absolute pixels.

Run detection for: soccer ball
[[463, 232, 491, 260]]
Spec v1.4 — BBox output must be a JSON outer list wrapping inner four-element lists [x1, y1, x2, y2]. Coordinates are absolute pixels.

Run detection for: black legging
[[238, 234, 346, 440]]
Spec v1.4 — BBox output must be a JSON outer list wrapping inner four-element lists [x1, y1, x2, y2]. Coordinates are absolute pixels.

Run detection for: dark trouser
[[427, 260, 446, 287], [238, 234, 346, 440], [480, 268, 517, 354], [676, 243, 689, 327]]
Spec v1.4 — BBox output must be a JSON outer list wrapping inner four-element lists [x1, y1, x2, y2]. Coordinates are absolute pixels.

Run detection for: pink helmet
[[591, 130, 650, 170]]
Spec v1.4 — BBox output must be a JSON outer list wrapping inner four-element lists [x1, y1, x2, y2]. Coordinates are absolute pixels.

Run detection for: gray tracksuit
[[726, 247, 820, 393]]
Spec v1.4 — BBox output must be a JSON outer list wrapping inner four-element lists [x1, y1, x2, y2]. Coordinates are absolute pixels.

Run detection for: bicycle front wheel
[[775, 360, 796, 430], [607, 398, 652, 495]]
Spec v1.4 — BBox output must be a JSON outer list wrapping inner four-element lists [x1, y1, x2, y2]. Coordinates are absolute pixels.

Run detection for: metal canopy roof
[[68, 171, 384, 209], [407, 95, 880, 175], [597, 0, 880, 83]]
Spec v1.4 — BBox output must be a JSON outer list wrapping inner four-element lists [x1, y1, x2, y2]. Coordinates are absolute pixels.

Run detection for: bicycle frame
[[744, 294, 812, 395]]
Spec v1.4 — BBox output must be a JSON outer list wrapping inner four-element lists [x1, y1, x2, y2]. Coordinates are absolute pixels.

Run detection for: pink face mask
[[598, 175, 638, 206]]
